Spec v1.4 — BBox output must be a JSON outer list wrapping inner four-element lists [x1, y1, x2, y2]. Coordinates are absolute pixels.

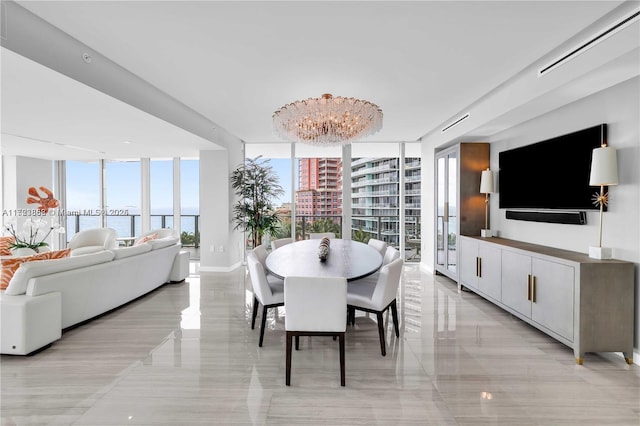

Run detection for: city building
[[296, 158, 342, 218], [351, 157, 421, 248]]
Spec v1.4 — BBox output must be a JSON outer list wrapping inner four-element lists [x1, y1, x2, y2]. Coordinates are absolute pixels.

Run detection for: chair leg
[[295, 335, 300, 350], [339, 332, 345, 387], [286, 332, 292, 386], [259, 305, 268, 347], [350, 307, 356, 325], [251, 296, 259, 330], [376, 312, 386, 356], [391, 300, 399, 338]]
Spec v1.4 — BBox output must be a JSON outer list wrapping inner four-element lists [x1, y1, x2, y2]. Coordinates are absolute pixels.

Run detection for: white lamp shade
[[589, 146, 618, 186], [480, 169, 494, 194]]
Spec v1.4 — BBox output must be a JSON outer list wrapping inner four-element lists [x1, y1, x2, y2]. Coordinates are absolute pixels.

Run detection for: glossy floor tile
[[1, 264, 638, 425]]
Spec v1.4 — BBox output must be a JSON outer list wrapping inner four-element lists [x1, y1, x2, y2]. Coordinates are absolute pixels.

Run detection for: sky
[[65, 158, 293, 214], [66, 159, 200, 214], [269, 158, 296, 206]]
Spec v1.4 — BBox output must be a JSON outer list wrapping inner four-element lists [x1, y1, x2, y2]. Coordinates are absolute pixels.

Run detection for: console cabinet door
[[501, 250, 532, 318], [477, 244, 501, 301], [531, 259, 575, 341], [459, 237, 479, 290]]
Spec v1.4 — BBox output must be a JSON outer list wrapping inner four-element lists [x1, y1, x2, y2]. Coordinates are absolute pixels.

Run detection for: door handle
[[532, 276, 537, 303]]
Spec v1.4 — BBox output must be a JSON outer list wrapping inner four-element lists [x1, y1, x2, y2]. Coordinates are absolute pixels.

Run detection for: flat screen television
[[499, 124, 607, 210]]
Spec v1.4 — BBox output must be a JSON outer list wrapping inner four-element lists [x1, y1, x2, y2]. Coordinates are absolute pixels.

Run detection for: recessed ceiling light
[[123, 141, 131, 144]]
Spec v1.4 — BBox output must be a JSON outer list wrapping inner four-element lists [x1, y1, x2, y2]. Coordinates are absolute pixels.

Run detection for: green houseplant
[[231, 156, 284, 248]]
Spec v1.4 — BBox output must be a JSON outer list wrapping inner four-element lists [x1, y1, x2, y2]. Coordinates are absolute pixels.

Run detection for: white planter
[[10, 247, 37, 257]]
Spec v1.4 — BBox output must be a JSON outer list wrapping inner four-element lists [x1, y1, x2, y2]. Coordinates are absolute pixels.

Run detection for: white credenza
[[459, 236, 634, 365]]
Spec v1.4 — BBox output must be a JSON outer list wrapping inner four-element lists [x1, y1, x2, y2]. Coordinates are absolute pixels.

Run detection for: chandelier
[[272, 93, 383, 145]]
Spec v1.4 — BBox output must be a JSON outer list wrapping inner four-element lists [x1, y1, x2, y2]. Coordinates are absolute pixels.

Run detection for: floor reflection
[[1, 262, 639, 425]]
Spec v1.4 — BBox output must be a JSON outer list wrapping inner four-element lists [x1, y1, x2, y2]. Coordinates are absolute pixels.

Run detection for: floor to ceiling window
[[244, 142, 422, 261], [295, 144, 343, 239], [180, 159, 199, 250], [65, 158, 196, 248], [65, 160, 101, 241], [105, 160, 141, 237], [245, 144, 294, 243], [150, 159, 174, 231]]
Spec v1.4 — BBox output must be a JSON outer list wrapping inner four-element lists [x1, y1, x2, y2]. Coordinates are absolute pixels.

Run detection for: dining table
[[265, 238, 382, 281]]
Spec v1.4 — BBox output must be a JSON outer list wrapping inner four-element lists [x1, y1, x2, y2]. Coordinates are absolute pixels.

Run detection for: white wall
[[3, 156, 53, 211], [198, 129, 244, 272], [487, 77, 640, 356], [2, 156, 55, 245], [420, 137, 435, 273]]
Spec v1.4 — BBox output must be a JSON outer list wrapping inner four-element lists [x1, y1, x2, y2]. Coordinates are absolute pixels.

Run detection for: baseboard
[[506, 210, 586, 225], [199, 261, 243, 273]]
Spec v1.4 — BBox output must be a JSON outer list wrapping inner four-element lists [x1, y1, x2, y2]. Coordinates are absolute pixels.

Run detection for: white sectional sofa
[[0, 235, 190, 355]]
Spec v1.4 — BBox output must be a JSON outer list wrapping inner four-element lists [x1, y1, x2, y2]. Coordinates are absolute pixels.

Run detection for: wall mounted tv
[[499, 124, 607, 210]]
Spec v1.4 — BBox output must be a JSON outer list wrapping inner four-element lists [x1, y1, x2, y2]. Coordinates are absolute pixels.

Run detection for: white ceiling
[[1, 1, 633, 160]]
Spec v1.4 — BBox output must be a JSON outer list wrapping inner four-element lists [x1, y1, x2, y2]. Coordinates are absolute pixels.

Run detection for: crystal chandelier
[[272, 93, 383, 145]]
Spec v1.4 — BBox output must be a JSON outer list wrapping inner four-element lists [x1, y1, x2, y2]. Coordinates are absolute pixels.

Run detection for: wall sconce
[[588, 144, 618, 259], [480, 168, 494, 237]]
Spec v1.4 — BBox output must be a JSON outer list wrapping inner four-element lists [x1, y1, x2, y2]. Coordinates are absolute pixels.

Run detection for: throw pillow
[[135, 233, 158, 246], [43, 248, 72, 260], [0, 236, 15, 256], [1, 252, 49, 290], [0, 248, 71, 290]]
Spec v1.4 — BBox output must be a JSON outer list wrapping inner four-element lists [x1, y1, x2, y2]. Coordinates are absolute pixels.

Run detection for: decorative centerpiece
[[318, 237, 331, 262], [2, 186, 65, 256], [4, 217, 64, 255]]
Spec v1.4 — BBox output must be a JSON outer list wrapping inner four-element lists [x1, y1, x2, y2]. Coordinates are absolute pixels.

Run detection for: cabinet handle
[[478, 257, 482, 278], [475, 257, 479, 277], [527, 275, 531, 301], [532, 276, 537, 303]]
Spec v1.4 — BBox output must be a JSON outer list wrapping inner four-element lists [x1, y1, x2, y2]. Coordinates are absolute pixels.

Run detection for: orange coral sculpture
[[26, 186, 59, 213]]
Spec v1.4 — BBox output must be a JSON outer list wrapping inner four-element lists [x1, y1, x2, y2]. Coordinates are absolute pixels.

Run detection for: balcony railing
[[66, 214, 200, 247], [273, 214, 421, 262]]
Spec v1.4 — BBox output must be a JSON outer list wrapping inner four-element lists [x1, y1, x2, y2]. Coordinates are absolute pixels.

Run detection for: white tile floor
[[1, 264, 638, 425]]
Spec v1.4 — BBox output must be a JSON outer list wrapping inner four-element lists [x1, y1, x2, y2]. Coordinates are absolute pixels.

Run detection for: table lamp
[[588, 143, 618, 259], [480, 168, 494, 237]]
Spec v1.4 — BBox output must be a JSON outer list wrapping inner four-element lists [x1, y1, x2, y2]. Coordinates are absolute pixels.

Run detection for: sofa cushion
[[135, 232, 158, 246], [5, 250, 114, 296], [110, 243, 152, 259], [70, 246, 106, 256], [148, 236, 180, 250], [0, 236, 15, 256]]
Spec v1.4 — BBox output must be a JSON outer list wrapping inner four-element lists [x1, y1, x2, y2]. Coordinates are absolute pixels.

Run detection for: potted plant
[[231, 156, 284, 248]]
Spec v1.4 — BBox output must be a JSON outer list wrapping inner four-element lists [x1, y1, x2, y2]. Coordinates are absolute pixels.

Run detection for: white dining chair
[[367, 238, 387, 257], [348, 246, 399, 287], [271, 237, 293, 251], [382, 246, 400, 265], [246, 251, 284, 347], [309, 232, 336, 240], [347, 257, 403, 356], [251, 245, 283, 287], [284, 275, 347, 386]]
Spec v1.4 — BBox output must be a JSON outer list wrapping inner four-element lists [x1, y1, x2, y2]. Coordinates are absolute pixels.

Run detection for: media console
[[459, 236, 634, 365]]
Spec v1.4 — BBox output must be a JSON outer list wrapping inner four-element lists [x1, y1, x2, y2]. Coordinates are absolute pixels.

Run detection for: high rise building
[[295, 156, 421, 252], [351, 157, 421, 247], [296, 158, 342, 218]]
